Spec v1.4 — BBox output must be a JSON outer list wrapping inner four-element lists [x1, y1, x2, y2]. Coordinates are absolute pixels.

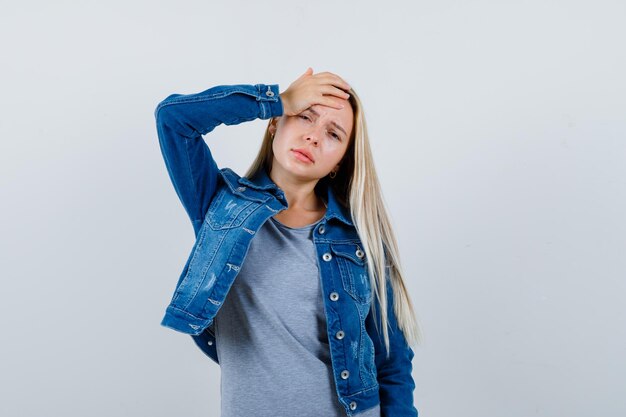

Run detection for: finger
[[320, 85, 350, 99], [315, 73, 351, 91], [315, 71, 350, 87], [297, 67, 314, 81], [320, 96, 347, 110]]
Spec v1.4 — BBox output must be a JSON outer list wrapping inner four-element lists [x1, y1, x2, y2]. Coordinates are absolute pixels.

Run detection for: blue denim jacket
[[154, 83, 418, 416]]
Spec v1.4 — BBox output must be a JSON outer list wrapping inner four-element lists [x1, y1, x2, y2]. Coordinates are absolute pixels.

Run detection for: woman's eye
[[299, 115, 310, 121], [329, 131, 340, 140]]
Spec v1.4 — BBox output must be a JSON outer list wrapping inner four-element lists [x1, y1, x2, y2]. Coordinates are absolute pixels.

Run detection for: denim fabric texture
[[154, 83, 418, 416]]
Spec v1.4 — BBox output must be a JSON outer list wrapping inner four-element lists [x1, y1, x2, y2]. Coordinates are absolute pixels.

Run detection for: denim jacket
[[154, 83, 418, 416]]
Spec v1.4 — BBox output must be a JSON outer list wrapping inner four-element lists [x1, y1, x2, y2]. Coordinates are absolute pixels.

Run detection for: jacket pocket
[[331, 242, 372, 304]]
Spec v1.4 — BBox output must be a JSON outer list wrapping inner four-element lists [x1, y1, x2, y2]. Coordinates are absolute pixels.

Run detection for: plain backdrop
[[1, 1, 625, 416]]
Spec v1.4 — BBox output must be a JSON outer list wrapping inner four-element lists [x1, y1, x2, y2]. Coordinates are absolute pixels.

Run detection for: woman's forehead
[[308, 104, 353, 127]]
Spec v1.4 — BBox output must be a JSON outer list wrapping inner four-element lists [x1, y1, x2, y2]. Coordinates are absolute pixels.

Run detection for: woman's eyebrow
[[305, 108, 347, 137], [329, 121, 347, 137]]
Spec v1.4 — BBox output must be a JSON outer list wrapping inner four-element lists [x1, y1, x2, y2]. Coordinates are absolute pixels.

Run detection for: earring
[[329, 170, 337, 179]]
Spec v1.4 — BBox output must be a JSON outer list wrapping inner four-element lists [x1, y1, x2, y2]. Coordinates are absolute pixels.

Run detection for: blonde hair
[[244, 87, 423, 357]]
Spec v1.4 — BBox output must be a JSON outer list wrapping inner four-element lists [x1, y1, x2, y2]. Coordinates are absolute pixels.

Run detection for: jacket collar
[[238, 167, 354, 227]]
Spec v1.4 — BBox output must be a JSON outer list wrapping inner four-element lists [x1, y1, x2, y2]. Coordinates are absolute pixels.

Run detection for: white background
[[1, 1, 625, 416]]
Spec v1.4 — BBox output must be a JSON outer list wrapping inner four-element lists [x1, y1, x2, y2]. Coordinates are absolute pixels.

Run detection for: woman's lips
[[292, 149, 314, 163]]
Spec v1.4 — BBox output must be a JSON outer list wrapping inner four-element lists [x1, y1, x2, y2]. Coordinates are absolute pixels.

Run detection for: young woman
[[155, 68, 422, 417]]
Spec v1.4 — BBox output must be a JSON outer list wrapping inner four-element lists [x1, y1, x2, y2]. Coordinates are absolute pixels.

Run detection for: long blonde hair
[[244, 88, 423, 357]]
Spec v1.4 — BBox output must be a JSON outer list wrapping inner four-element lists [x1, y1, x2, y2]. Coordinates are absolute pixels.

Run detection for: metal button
[[341, 370, 350, 379], [236, 186, 246, 192], [335, 330, 345, 340], [207, 340, 213, 346], [329, 292, 339, 301], [322, 252, 332, 262], [355, 249, 364, 258], [349, 401, 357, 410], [265, 86, 274, 97], [318, 224, 325, 234]]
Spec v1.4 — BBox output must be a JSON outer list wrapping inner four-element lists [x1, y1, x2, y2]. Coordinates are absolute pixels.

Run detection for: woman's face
[[269, 103, 354, 182]]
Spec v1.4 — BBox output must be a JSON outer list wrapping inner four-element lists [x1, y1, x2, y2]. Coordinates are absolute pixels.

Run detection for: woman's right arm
[[154, 84, 283, 235]]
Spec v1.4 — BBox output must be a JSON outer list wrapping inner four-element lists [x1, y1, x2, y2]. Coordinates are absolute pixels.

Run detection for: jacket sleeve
[[365, 271, 418, 417], [154, 83, 283, 235]]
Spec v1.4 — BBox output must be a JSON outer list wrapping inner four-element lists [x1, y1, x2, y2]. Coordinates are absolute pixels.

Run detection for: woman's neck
[[269, 166, 324, 211], [269, 166, 327, 227]]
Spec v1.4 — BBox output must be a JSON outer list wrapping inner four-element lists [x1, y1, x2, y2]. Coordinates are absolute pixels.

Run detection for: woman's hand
[[279, 68, 352, 116]]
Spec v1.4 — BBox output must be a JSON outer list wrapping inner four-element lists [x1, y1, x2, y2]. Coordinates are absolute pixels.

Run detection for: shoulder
[[216, 167, 242, 187]]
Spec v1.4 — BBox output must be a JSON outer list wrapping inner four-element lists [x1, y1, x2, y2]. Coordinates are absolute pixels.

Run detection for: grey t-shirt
[[214, 215, 381, 417]]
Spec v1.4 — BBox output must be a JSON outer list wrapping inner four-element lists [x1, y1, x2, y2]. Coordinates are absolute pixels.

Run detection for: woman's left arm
[[365, 273, 419, 417]]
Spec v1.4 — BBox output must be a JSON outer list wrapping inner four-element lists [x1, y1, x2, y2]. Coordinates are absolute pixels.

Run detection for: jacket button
[[355, 249, 364, 259], [335, 330, 345, 339], [207, 340, 213, 346], [349, 401, 357, 410], [322, 252, 332, 262], [318, 224, 325, 234], [265, 86, 274, 97], [341, 370, 350, 379], [329, 292, 339, 301], [236, 186, 246, 192]]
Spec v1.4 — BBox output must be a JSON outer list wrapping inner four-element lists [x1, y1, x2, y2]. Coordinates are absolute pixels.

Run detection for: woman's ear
[[269, 118, 277, 135]]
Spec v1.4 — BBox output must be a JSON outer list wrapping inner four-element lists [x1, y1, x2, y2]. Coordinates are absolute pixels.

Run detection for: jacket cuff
[[161, 305, 211, 335], [254, 84, 283, 119]]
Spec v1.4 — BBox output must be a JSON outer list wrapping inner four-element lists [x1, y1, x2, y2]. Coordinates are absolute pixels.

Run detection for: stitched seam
[[156, 88, 259, 111]]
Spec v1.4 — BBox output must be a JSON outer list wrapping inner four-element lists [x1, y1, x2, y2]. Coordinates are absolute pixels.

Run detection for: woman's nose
[[305, 127, 322, 145]]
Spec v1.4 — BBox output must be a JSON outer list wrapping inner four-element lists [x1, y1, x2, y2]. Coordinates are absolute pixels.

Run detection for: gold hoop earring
[[329, 170, 337, 179]]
